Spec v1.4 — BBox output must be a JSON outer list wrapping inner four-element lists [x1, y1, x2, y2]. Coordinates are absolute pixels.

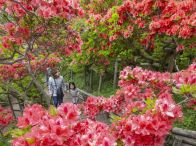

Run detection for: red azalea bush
[[0, 56, 61, 81], [82, 63, 195, 145], [11, 64, 196, 146], [12, 103, 117, 146], [88, 0, 195, 52], [0, 0, 83, 19]]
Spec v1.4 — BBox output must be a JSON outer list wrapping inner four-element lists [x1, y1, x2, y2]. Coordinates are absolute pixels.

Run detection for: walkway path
[[12, 92, 73, 116], [63, 92, 72, 103], [63, 92, 109, 124], [11, 89, 109, 124]]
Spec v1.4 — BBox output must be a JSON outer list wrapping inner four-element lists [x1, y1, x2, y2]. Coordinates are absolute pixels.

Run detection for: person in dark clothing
[[48, 68, 66, 107]]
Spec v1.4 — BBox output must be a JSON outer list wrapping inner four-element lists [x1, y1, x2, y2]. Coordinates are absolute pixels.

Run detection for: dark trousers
[[53, 96, 63, 108]]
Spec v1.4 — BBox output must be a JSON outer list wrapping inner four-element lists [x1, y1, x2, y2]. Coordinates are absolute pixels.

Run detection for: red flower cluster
[[149, 0, 195, 39], [13, 103, 117, 146], [0, 56, 61, 81], [187, 99, 196, 111], [173, 63, 196, 88], [0, 63, 26, 81], [83, 97, 105, 119], [0, 23, 26, 50], [60, 33, 83, 56], [89, 0, 195, 51], [1, 0, 83, 19], [116, 0, 195, 39], [0, 105, 13, 126]]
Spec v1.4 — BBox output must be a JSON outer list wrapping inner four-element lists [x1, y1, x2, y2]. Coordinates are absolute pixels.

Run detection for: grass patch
[[174, 108, 196, 131]]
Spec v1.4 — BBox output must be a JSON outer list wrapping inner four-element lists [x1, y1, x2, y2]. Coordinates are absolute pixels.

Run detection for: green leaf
[[11, 126, 31, 138], [126, 74, 134, 80], [49, 105, 57, 116], [98, 50, 111, 56], [117, 139, 123, 146], [110, 113, 122, 123], [173, 84, 196, 96], [0, 141, 5, 146], [26, 137, 35, 144], [142, 97, 157, 113], [145, 98, 156, 107], [132, 107, 138, 113], [108, 13, 119, 23], [172, 87, 181, 94]]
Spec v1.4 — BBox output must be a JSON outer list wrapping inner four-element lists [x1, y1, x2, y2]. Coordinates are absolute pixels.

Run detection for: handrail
[[0, 102, 23, 105], [77, 88, 96, 98], [172, 127, 196, 139]]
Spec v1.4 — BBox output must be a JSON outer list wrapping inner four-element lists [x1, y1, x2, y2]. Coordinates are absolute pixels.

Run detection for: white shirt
[[48, 76, 66, 96]]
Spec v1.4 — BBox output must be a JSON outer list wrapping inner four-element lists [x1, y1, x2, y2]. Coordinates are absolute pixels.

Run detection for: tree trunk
[[10, 94, 23, 113], [167, 54, 175, 72], [89, 69, 93, 91], [16, 97, 24, 112], [31, 75, 50, 107], [70, 69, 73, 81], [7, 95, 17, 119], [3, 85, 26, 112], [84, 67, 87, 86], [26, 61, 50, 107], [40, 94, 43, 104], [113, 59, 118, 89], [174, 59, 180, 72], [9, 87, 28, 106], [98, 74, 102, 95]]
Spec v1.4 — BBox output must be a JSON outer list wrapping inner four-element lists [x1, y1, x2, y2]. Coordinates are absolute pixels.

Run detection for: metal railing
[[77, 88, 96, 102]]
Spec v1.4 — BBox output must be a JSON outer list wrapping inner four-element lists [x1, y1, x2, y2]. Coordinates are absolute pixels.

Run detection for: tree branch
[[0, 50, 16, 61], [26, 58, 50, 107], [177, 95, 191, 105], [140, 49, 155, 62], [0, 45, 29, 64], [0, 56, 25, 64]]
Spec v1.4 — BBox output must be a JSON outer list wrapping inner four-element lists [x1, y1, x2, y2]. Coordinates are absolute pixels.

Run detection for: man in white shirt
[[48, 68, 66, 107]]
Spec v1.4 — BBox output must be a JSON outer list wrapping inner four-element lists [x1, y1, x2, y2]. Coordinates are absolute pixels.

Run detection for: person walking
[[69, 82, 79, 104], [48, 68, 66, 107]]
